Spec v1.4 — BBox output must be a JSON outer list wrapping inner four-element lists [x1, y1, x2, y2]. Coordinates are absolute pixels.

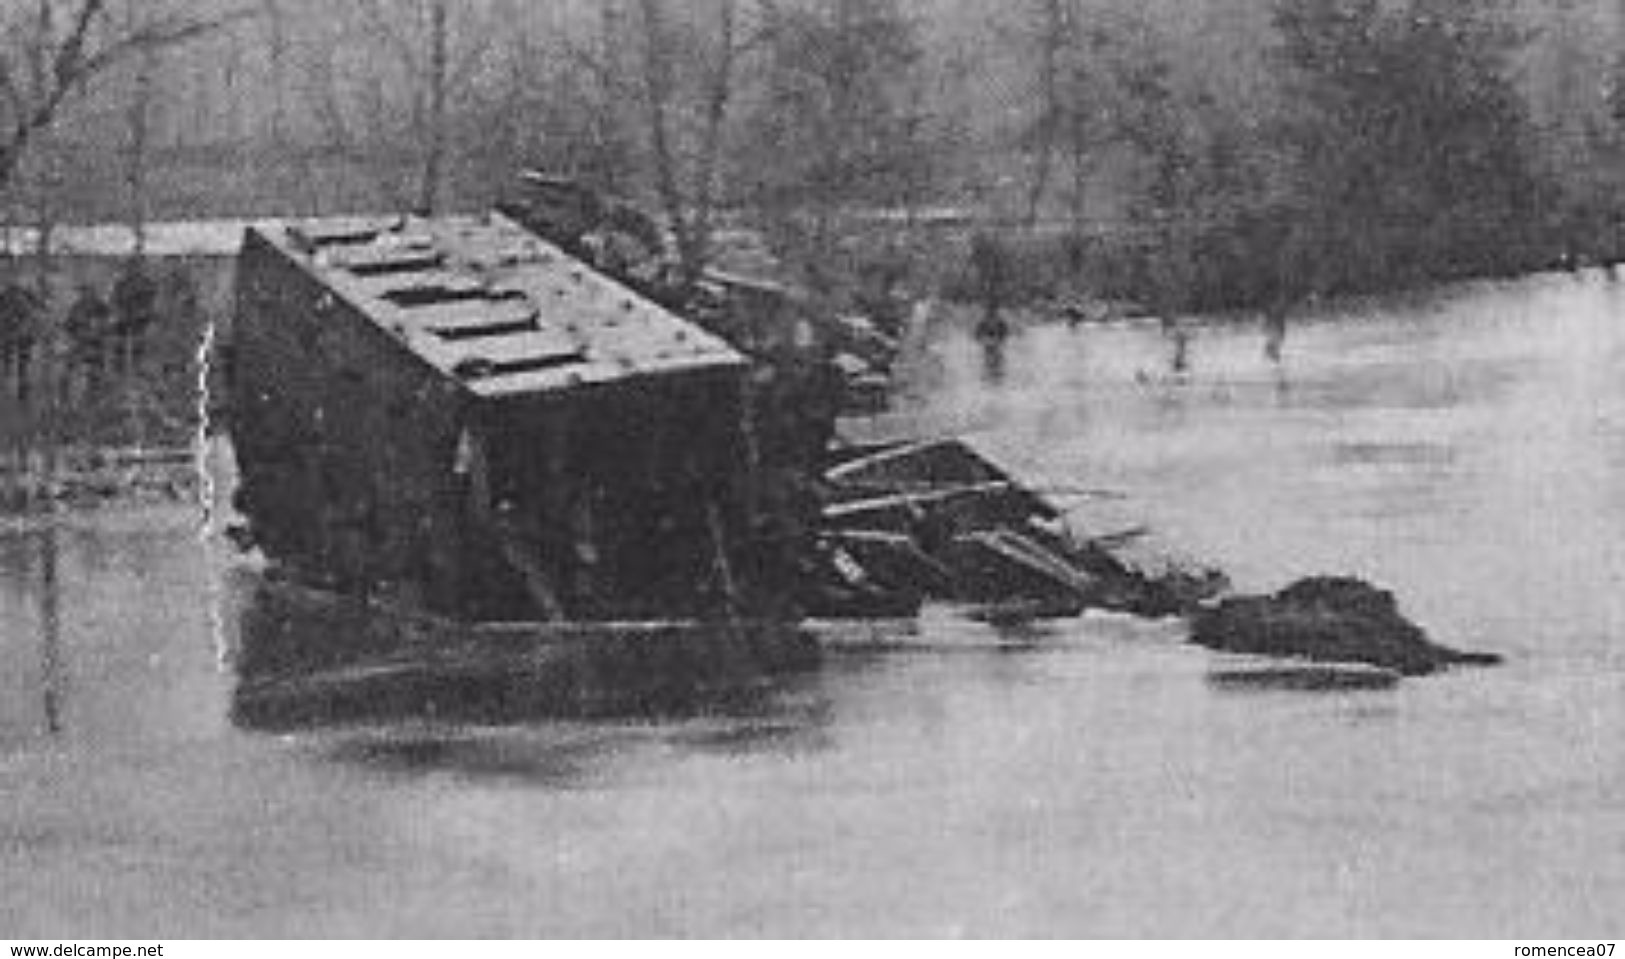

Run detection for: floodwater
[[3, 272, 1624, 937]]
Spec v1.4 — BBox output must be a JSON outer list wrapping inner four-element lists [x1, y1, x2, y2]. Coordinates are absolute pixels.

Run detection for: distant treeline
[[572, 0, 1625, 315], [940, 0, 1623, 315], [4, 0, 1623, 319]]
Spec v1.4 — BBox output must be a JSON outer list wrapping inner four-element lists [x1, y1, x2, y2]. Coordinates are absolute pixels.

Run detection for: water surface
[[2, 272, 1623, 936]]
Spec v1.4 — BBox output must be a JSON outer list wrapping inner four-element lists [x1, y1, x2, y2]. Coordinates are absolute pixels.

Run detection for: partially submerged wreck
[[223, 206, 1489, 725], [227, 213, 832, 723], [228, 211, 1201, 632], [232, 213, 777, 623], [225, 209, 1221, 721]]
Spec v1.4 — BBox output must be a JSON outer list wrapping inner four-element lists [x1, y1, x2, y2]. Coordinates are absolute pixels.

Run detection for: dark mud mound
[[1190, 576, 1502, 676]]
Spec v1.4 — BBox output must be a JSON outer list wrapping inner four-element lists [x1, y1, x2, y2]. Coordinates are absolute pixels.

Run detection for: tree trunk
[[1024, 0, 1065, 229], [687, 0, 738, 284], [418, 0, 449, 216], [636, 0, 737, 287], [1069, 111, 1090, 242], [596, 0, 628, 191], [636, 0, 688, 267], [126, 48, 157, 257]]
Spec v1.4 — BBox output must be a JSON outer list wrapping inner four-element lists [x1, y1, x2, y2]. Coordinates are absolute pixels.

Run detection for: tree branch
[[1, 0, 241, 191], [688, 0, 739, 275], [636, 0, 691, 271]]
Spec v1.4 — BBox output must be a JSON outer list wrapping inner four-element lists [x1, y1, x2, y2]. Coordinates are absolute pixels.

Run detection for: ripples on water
[[1, 272, 1622, 936]]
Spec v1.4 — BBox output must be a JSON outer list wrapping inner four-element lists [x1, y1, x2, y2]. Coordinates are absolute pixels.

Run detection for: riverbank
[[927, 264, 1625, 345], [926, 224, 1623, 320]]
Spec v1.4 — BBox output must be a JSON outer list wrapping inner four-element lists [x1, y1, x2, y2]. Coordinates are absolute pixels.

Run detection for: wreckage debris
[[500, 173, 899, 417], [806, 437, 1228, 621], [232, 207, 1218, 642], [1081, 534, 1232, 618], [1189, 576, 1502, 676]]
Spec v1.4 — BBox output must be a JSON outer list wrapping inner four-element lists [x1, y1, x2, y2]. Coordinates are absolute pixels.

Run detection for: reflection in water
[[314, 682, 840, 786], [1263, 309, 1287, 365], [1168, 322, 1192, 375], [37, 526, 62, 735], [2, 524, 67, 737], [1206, 664, 1402, 693], [1330, 440, 1457, 467], [220, 568, 842, 786], [225, 572, 825, 734], [978, 336, 1006, 384], [663, 703, 836, 758], [321, 729, 637, 787]]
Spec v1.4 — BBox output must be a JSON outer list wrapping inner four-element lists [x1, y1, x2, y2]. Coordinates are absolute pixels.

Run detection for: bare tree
[[421, 0, 448, 215], [632, 0, 751, 285], [119, 1, 161, 256], [743, 0, 927, 258], [260, 0, 289, 145], [591, 2, 635, 193], [1021, 0, 1067, 229], [546, 1, 651, 194], [1015, 0, 1110, 239], [346, 0, 498, 215], [0, 0, 226, 194], [0, 0, 227, 503]]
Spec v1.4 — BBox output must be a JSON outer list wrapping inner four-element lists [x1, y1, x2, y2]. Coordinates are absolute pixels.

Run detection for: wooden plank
[[966, 528, 1096, 598], [822, 480, 1015, 521]]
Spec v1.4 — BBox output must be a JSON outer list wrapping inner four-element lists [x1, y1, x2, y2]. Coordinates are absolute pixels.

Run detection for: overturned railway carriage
[[231, 214, 763, 624]]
